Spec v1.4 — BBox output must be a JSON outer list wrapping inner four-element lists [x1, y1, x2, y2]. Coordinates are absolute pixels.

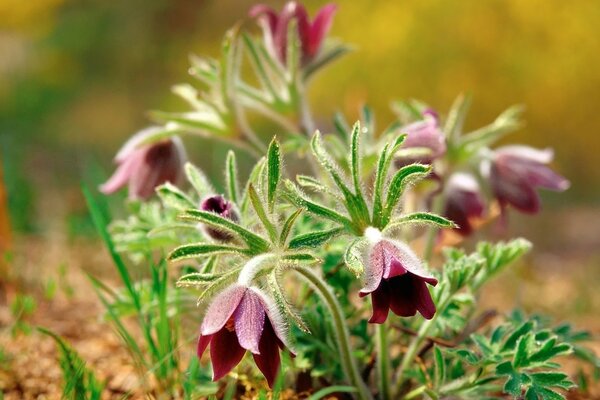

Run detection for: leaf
[[267, 137, 281, 213], [176, 272, 221, 288], [381, 164, 431, 225], [281, 253, 320, 264], [279, 208, 303, 246], [303, 42, 351, 80], [307, 386, 357, 400], [168, 243, 250, 262], [156, 182, 195, 211], [225, 150, 240, 204], [349, 122, 362, 198], [502, 321, 534, 352], [443, 93, 472, 140], [433, 346, 446, 388], [344, 238, 367, 277], [268, 273, 310, 333], [384, 212, 457, 233], [248, 184, 278, 243], [185, 162, 214, 198], [179, 209, 270, 252], [288, 227, 344, 249]]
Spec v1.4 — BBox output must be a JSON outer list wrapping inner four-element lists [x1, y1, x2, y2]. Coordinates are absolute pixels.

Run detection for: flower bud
[[200, 195, 239, 241], [396, 110, 446, 166], [483, 146, 569, 214], [100, 127, 186, 200], [249, 2, 337, 66]]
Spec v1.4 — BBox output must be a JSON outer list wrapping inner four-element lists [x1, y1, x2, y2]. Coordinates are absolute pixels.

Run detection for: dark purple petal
[[491, 166, 540, 214], [253, 288, 295, 354], [234, 290, 266, 354], [201, 285, 246, 336], [197, 334, 212, 358], [368, 282, 391, 324], [252, 319, 281, 388], [388, 275, 418, 318], [200, 195, 239, 241], [414, 279, 436, 320], [444, 173, 485, 236], [210, 327, 246, 381]]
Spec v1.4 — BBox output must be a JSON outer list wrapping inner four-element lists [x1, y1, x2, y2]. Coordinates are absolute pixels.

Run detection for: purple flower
[[249, 2, 337, 66], [100, 127, 186, 200], [444, 173, 485, 236], [197, 284, 293, 387], [485, 146, 570, 214], [200, 195, 239, 241], [397, 110, 447, 166], [360, 232, 437, 324]]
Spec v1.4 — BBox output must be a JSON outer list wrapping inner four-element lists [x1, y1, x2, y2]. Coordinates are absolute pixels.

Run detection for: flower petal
[[252, 319, 281, 388], [388, 275, 418, 318], [99, 155, 137, 195], [252, 287, 295, 355], [415, 279, 436, 320], [210, 328, 246, 381], [306, 3, 337, 58], [197, 334, 212, 358], [496, 145, 554, 164], [201, 284, 246, 336], [368, 282, 391, 324], [234, 290, 266, 354]]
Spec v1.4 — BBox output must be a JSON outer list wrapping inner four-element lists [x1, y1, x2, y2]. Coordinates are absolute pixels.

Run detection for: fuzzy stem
[[376, 323, 391, 400], [295, 266, 373, 400]]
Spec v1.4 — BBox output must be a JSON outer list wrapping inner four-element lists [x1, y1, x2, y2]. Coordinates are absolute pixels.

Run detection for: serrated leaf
[[267, 138, 281, 212], [156, 182, 195, 211], [531, 372, 574, 388], [503, 372, 523, 396], [513, 333, 534, 368], [179, 209, 270, 252], [168, 243, 249, 262], [288, 227, 344, 250], [502, 321, 534, 352]]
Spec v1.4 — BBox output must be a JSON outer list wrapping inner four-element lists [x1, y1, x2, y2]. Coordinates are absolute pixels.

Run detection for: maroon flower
[[360, 232, 437, 324], [485, 146, 570, 214], [200, 195, 239, 241], [100, 127, 186, 200], [249, 2, 337, 66], [396, 109, 447, 166], [444, 172, 485, 236], [197, 284, 293, 387]]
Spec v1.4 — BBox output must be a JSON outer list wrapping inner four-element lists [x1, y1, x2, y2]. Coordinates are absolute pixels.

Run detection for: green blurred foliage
[[0, 0, 598, 233]]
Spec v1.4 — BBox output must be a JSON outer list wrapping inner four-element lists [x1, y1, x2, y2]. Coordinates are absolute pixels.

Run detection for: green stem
[[423, 193, 445, 262], [376, 323, 391, 400], [295, 266, 373, 400], [393, 318, 435, 396]]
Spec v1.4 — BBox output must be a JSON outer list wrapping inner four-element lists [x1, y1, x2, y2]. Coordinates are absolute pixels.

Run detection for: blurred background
[[1, 0, 599, 320]]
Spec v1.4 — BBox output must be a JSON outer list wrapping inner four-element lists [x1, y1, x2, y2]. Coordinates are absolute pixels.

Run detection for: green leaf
[[303, 42, 351, 80], [513, 333, 534, 368], [344, 238, 367, 277], [433, 346, 446, 388], [241, 157, 266, 213], [502, 321, 534, 352], [349, 122, 362, 198], [268, 272, 310, 333], [168, 243, 250, 262], [156, 182, 195, 211], [531, 372, 574, 389], [381, 164, 431, 225], [176, 272, 221, 288], [225, 150, 240, 204], [384, 212, 457, 233], [288, 227, 344, 249], [267, 137, 281, 213], [179, 209, 270, 252], [248, 184, 278, 243], [307, 386, 357, 400], [443, 93, 472, 141], [279, 208, 303, 246], [503, 372, 523, 396], [185, 162, 214, 198], [281, 253, 320, 264]]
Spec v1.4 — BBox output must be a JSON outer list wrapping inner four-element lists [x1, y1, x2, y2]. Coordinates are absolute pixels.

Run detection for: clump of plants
[[86, 2, 597, 399]]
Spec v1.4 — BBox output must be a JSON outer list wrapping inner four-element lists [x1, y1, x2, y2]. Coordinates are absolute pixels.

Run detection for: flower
[[396, 109, 446, 166], [484, 146, 570, 214], [443, 172, 485, 236], [197, 284, 292, 387], [100, 127, 186, 200], [360, 228, 438, 324], [249, 2, 337, 66], [200, 195, 239, 241]]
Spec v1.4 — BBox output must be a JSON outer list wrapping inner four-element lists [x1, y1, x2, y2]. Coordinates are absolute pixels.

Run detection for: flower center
[[364, 226, 382, 244]]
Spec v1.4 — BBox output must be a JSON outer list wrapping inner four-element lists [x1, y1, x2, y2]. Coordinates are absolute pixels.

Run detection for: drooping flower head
[[483, 146, 570, 214], [396, 109, 447, 166], [360, 228, 438, 324], [197, 284, 293, 387], [249, 2, 337, 66], [100, 127, 186, 200], [200, 195, 239, 241], [443, 172, 486, 236]]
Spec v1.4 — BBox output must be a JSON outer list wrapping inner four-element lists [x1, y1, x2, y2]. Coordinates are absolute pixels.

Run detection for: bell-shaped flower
[[100, 127, 186, 200], [197, 284, 293, 387], [484, 146, 570, 214], [396, 110, 446, 166], [199, 195, 239, 241], [249, 2, 337, 66], [359, 228, 438, 324], [443, 172, 485, 236]]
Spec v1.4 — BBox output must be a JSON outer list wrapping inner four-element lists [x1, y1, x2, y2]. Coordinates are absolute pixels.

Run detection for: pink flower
[[197, 284, 293, 387], [485, 146, 570, 214], [397, 110, 447, 166], [100, 127, 186, 200], [249, 2, 337, 66], [360, 234, 437, 324], [200, 195, 239, 241], [444, 173, 485, 236]]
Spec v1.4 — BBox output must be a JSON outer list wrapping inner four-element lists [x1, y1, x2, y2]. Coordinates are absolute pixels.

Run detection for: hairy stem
[[295, 266, 373, 400], [376, 323, 391, 400]]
